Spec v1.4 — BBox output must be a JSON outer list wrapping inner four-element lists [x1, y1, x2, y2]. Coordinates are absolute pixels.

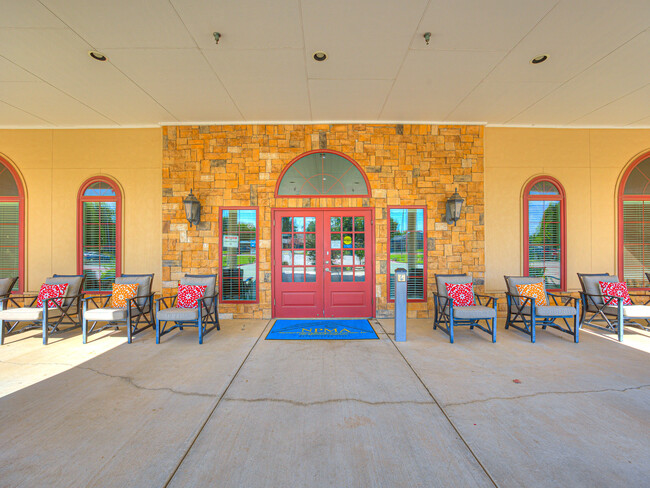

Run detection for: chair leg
[[156, 319, 161, 344], [492, 317, 497, 343], [0, 320, 4, 345], [42, 308, 48, 345], [449, 315, 454, 344], [198, 315, 203, 344], [574, 314, 579, 343], [618, 312, 624, 342], [82, 317, 87, 344], [530, 315, 536, 343]]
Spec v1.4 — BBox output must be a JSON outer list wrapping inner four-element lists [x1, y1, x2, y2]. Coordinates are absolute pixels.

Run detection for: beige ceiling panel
[[303, 0, 427, 80], [382, 50, 504, 121], [0, 0, 66, 28], [0, 28, 174, 124], [41, 0, 195, 49], [204, 49, 309, 121], [0, 100, 53, 127], [104, 49, 242, 122], [0, 82, 113, 126], [488, 0, 650, 84], [571, 85, 650, 127], [309, 79, 393, 121], [412, 0, 556, 51], [0, 57, 39, 82], [448, 79, 559, 124], [171, 0, 303, 50]]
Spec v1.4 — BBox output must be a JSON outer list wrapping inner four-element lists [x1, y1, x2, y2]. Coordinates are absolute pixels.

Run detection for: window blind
[[0, 202, 19, 290], [527, 201, 561, 289], [82, 201, 116, 292]]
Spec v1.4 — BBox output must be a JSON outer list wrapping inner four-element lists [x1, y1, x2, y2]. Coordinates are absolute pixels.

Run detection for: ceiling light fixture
[[530, 54, 548, 64], [313, 51, 327, 62], [88, 51, 107, 61], [213, 32, 221, 45], [424, 32, 431, 45]]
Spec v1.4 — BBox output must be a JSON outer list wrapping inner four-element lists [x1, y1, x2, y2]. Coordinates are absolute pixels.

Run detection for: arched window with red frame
[[523, 176, 566, 291], [618, 151, 650, 288], [0, 156, 25, 293], [77, 177, 122, 293]]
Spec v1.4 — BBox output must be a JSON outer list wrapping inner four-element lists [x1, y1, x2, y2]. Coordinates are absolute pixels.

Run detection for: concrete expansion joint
[[76, 366, 218, 398], [0, 359, 74, 368], [443, 384, 650, 408], [223, 397, 435, 407]]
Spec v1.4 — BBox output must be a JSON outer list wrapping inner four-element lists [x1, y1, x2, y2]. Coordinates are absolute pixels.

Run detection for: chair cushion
[[621, 305, 650, 318], [0, 277, 16, 295], [177, 284, 206, 308], [452, 306, 496, 319], [116, 274, 153, 308], [436, 274, 471, 297], [598, 281, 632, 306], [181, 275, 216, 307], [110, 283, 138, 308], [0, 307, 60, 321], [47, 275, 84, 306], [445, 282, 475, 306], [516, 282, 548, 306], [84, 308, 128, 321], [157, 307, 198, 321], [37, 283, 68, 308], [523, 305, 577, 317]]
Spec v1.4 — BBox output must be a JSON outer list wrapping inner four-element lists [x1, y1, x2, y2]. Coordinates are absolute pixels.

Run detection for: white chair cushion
[[622, 305, 650, 318], [0, 307, 44, 321], [84, 308, 128, 321]]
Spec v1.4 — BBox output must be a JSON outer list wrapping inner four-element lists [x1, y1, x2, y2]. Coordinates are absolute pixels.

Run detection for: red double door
[[272, 209, 374, 318]]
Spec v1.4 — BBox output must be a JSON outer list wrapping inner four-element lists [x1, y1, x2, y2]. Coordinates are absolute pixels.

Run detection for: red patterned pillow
[[599, 281, 632, 306], [177, 284, 207, 309], [37, 283, 69, 308], [445, 282, 476, 307]]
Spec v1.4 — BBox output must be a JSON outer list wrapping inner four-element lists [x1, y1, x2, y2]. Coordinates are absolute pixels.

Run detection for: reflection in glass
[[343, 266, 353, 282], [331, 250, 341, 265], [342, 250, 353, 265], [306, 250, 316, 265], [355, 233, 364, 248], [306, 217, 316, 232], [306, 267, 316, 282], [305, 233, 316, 249], [281, 251, 291, 265], [331, 234, 341, 249], [293, 234, 304, 249], [354, 216, 364, 231], [355, 267, 365, 281], [342, 217, 353, 232], [343, 233, 353, 248], [294, 269, 305, 282], [294, 250, 304, 265], [330, 217, 341, 232], [330, 267, 341, 282], [281, 217, 292, 232], [293, 217, 304, 232], [355, 250, 365, 265], [282, 234, 292, 249], [282, 267, 292, 282]]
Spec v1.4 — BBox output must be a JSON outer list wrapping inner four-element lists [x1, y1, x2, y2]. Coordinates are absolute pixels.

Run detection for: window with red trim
[[0, 158, 24, 292], [619, 152, 650, 288], [523, 177, 566, 290], [220, 208, 258, 302], [78, 177, 121, 293], [388, 207, 426, 301]]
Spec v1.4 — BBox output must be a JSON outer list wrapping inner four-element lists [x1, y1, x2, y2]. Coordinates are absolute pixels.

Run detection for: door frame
[[271, 207, 375, 318]]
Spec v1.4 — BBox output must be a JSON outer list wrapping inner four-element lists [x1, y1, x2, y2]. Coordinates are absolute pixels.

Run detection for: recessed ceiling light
[[530, 54, 548, 65], [313, 51, 327, 62], [89, 51, 107, 62]]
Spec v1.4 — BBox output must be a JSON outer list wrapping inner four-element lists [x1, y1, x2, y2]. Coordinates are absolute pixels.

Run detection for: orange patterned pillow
[[110, 283, 139, 308], [516, 282, 548, 306]]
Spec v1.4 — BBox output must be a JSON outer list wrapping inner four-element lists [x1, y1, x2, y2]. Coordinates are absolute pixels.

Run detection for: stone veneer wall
[[162, 124, 484, 319]]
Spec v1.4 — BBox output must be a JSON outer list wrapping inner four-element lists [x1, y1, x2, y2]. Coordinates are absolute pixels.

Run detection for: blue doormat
[[266, 319, 378, 340]]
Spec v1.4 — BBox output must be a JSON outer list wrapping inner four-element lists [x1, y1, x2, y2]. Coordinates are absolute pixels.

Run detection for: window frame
[[275, 149, 371, 198], [76, 176, 122, 294], [387, 205, 428, 303], [219, 206, 259, 304], [522, 176, 566, 291], [618, 150, 650, 289], [0, 156, 25, 293]]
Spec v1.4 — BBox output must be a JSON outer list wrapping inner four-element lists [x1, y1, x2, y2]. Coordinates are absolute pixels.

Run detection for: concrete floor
[[0, 319, 648, 487]]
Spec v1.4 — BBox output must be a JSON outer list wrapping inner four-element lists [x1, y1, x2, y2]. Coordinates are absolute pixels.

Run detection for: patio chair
[[578, 273, 649, 341], [156, 274, 219, 344], [0, 274, 85, 345], [504, 276, 579, 343], [433, 274, 498, 343], [82, 274, 155, 344]]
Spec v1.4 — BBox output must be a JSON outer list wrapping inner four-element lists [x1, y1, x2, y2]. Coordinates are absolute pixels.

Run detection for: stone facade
[[162, 124, 484, 319]]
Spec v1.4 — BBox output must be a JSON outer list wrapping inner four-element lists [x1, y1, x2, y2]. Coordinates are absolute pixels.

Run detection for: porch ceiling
[[0, 0, 648, 128]]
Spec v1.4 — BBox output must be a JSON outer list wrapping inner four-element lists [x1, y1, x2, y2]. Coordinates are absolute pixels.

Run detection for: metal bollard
[[394, 268, 407, 342]]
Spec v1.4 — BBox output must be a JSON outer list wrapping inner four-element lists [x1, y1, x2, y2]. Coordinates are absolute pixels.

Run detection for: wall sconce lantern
[[445, 188, 464, 226], [184, 189, 201, 227]]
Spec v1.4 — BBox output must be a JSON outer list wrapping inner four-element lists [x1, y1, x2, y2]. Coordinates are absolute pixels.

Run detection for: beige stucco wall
[[0, 128, 162, 292], [485, 127, 650, 293]]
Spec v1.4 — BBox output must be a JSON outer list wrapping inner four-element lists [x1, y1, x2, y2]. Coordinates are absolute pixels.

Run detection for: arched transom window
[[619, 152, 650, 288], [78, 177, 122, 292], [523, 177, 566, 290], [276, 150, 370, 197], [0, 157, 24, 292]]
